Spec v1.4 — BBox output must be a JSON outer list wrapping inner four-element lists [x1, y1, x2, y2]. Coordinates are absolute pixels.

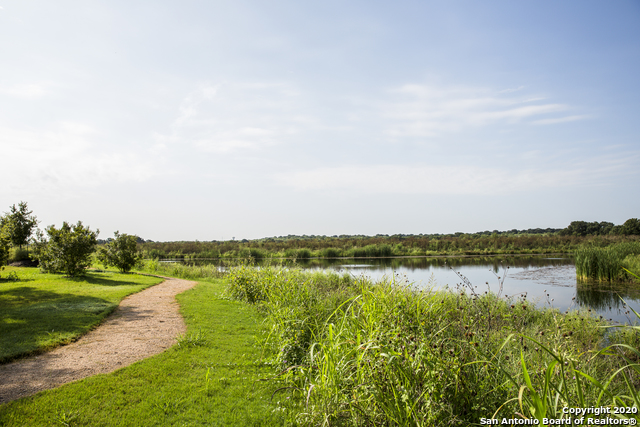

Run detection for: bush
[[32, 221, 98, 277], [296, 248, 312, 259], [9, 247, 30, 262], [97, 231, 142, 273]]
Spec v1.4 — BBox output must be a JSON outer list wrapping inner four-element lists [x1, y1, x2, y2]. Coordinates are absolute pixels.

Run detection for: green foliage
[[9, 247, 30, 262], [226, 267, 636, 425], [623, 254, 640, 280], [33, 221, 99, 277], [138, 259, 225, 280], [621, 218, 640, 236], [575, 242, 640, 282], [97, 231, 142, 273], [0, 224, 10, 267], [297, 248, 312, 259], [0, 201, 38, 249], [138, 233, 640, 260], [560, 220, 615, 236]]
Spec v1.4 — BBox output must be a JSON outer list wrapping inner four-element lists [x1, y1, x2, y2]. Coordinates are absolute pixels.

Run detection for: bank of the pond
[[225, 265, 640, 426]]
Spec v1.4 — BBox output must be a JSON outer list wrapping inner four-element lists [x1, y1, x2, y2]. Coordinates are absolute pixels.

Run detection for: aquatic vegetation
[[575, 242, 640, 282], [226, 266, 637, 425]]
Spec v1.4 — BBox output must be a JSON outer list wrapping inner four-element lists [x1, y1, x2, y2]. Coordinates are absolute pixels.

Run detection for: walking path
[[0, 277, 196, 404]]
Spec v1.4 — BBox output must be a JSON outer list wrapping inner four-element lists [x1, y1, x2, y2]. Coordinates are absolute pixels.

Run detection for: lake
[[180, 255, 640, 325]]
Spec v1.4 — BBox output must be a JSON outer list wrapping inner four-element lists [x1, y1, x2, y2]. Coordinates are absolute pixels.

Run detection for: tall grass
[[137, 259, 226, 280], [575, 242, 640, 282], [225, 266, 637, 425]]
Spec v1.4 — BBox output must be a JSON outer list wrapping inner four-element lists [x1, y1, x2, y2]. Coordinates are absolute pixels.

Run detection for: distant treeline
[[133, 219, 640, 259], [559, 219, 640, 237], [137, 235, 639, 260]]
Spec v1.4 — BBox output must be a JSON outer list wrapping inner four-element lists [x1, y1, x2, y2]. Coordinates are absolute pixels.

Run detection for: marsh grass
[[137, 258, 226, 280], [575, 242, 640, 282], [226, 266, 638, 425]]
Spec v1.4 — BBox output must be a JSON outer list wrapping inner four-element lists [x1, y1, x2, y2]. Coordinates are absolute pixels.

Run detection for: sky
[[1, 1, 639, 241]]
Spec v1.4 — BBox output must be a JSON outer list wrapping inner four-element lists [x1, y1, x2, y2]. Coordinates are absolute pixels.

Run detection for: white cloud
[[161, 81, 309, 153], [532, 115, 590, 125], [379, 84, 586, 138], [273, 161, 629, 196], [0, 122, 158, 198], [0, 83, 47, 98]]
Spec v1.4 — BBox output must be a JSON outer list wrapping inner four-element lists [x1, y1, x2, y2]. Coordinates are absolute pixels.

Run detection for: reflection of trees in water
[[575, 282, 640, 311], [191, 255, 572, 272], [282, 256, 571, 271]]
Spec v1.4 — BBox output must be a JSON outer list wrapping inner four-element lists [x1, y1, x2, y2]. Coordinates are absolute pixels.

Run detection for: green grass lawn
[[0, 267, 164, 363], [0, 278, 285, 426]]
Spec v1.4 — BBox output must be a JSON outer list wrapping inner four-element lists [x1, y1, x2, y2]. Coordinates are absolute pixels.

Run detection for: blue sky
[[1, 1, 638, 241]]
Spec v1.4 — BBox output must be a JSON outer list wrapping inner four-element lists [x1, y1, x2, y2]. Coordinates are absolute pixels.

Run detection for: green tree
[[620, 218, 640, 236], [97, 231, 142, 273], [0, 201, 38, 249], [0, 225, 10, 267], [32, 221, 99, 277]]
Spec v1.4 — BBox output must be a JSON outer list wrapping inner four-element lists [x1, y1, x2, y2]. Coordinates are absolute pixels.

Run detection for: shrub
[[97, 231, 142, 273], [322, 247, 341, 258], [32, 221, 98, 277], [297, 248, 312, 259], [9, 247, 30, 262]]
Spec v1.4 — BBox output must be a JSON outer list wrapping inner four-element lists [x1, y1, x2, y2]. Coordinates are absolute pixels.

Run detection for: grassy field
[[0, 276, 285, 426], [0, 267, 163, 363]]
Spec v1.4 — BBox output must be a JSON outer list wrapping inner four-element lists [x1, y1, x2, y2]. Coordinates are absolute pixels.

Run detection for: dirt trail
[[0, 277, 196, 404]]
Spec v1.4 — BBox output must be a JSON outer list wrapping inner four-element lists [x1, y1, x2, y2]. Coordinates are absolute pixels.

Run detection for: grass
[[225, 265, 640, 425], [575, 242, 640, 282], [0, 278, 285, 426], [135, 259, 226, 281], [0, 266, 163, 363]]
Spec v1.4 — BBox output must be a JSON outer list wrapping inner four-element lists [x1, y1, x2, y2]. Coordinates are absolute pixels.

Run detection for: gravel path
[[0, 277, 196, 404]]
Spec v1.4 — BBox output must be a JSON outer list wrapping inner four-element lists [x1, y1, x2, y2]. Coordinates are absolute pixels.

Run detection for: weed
[[54, 407, 78, 426], [176, 329, 208, 348]]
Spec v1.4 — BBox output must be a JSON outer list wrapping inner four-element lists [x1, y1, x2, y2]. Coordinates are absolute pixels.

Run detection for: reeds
[[139, 259, 225, 280], [575, 242, 640, 282]]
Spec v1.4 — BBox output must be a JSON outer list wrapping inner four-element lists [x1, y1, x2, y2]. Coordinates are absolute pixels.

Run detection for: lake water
[[182, 255, 640, 325]]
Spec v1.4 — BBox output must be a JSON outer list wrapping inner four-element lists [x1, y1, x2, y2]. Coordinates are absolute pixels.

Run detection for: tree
[[0, 225, 10, 267], [32, 221, 98, 277], [0, 201, 38, 249], [97, 231, 142, 273], [620, 218, 640, 236]]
